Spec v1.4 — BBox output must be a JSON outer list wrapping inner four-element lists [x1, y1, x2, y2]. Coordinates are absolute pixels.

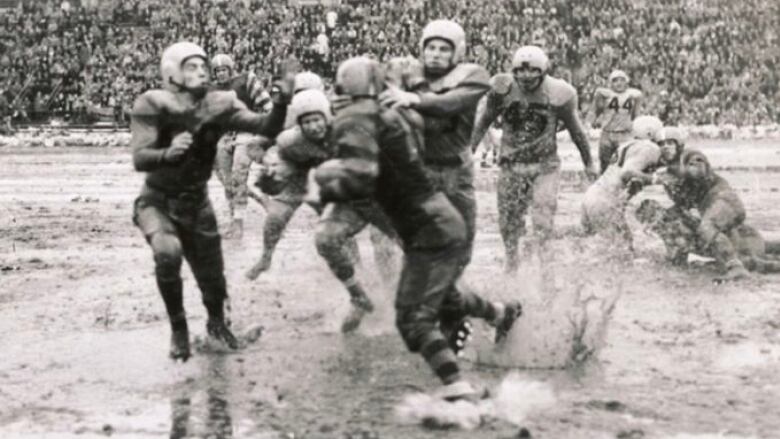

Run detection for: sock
[[419, 332, 461, 384]]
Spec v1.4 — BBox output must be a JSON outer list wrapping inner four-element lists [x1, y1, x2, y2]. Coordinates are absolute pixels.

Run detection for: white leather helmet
[[160, 42, 208, 91], [289, 89, 333, 124], [632, 115, 664, 141], [420, 19, 466, 64], [512, 46, 550, 72]]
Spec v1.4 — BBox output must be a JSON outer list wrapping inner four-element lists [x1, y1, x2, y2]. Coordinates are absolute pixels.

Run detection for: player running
[[314, 57, 522, 400], [588, 69, 643, 174], [470, 45, 597, 273], [245, 89, 336, 281], [211, 53, 266, 239], [130, 42, 288, 361], [246, 88, 399, 333]]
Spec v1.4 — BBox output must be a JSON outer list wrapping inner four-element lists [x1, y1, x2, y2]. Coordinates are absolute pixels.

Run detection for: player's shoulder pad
[[131, 89, 172, 116], [629, 88, 643, 98], [206, 90, 245, 110], [275, 126, 304, 150], [379, 107, 411, 138], [334, 100, 381, 123], [618, 139, 659, 164], [489, 73, 514, 95], [545, 77, 577, 106], [379, 106, 405, 127], [634, 138, 661, 154], [440, 63, 490, 89]]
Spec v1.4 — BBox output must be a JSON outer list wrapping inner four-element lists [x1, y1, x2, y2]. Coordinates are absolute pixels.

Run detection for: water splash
[[394, 373, 555, 430]]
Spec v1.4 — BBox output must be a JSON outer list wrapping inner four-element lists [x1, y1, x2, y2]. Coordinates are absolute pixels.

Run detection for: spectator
[[0, 0, 776, 126]]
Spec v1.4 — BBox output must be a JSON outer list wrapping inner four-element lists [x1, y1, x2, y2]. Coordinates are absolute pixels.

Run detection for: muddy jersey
[[603, 139, 661, 195], [594, 87, 642, 133], [583, 138, 661, 222], [131, 89, 286, 193], [320, 99, 465, 249], [413, 63, 490, 164], [276, 126, 335, 171], [666, 150, 742, 213], [483, 74, 589, 164]]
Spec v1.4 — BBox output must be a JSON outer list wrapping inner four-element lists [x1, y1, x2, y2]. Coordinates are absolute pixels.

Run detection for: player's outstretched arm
[[631, 90, 643, 120], [586, 90, 605, 127], [412, 81, 490, 117], [469, 93, 500, 152], [225, 97, 287, 139], [560, 94, 596, 177]]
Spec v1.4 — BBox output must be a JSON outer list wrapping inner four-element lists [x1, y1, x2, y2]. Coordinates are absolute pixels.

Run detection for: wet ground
[[1, 140, 779, 438]]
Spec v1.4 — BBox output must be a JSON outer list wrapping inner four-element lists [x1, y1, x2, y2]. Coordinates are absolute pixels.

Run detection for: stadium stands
[[0, 0, 777, 126]]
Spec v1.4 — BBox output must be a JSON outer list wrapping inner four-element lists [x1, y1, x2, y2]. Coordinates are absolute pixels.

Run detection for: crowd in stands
[[0, 0, 777, 127]]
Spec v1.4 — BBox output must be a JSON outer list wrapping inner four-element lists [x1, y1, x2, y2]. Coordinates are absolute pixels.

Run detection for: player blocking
[[313, 56, 522, 401]]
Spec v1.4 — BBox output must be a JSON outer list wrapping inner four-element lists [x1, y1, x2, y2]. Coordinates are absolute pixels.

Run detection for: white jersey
[[594, 87, 642, 132], [582, 138, 660, 229]]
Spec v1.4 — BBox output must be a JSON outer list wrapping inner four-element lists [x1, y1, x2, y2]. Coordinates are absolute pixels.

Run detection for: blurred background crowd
[[0, 0, 777, 128]]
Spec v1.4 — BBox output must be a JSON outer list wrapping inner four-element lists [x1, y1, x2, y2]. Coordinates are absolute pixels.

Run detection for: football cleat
[[494, 301, 523, 344], [206, 319, 239, 350]]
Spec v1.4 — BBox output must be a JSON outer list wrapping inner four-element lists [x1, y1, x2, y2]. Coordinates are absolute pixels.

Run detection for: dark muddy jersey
[[664, 150, 742, 213], [276, 126, 334, 170], [130, 89, 286, 193], [321, 99, 464, 249], [413, 63, 490, 164]]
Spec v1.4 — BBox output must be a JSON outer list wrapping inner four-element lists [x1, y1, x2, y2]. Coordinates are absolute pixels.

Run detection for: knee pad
[[151, 233, 182, 278], [395, 305, 439, 352], [315, 223, 347, 256]]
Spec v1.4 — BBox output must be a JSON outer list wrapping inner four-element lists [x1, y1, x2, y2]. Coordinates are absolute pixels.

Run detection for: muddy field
[[1, 140, 779, 439]]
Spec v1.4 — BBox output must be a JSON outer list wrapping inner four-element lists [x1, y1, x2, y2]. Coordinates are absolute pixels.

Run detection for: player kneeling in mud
[[581, 115, 664, 251], [312, 57, 521, 400], [649, 147, 753, 282], [636, 199, 780, 274], [130, 42, 289, 361]]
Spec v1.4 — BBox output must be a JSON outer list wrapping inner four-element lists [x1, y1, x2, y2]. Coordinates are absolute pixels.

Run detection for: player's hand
[[269, 78, 293, 105], [164, 132, 192, 163], [379, 84, 420, 109], [303, 168, 322, 207], [651, 168, 668, 185], [584, 162, 599, 181], [246, 72, 266, 107]]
